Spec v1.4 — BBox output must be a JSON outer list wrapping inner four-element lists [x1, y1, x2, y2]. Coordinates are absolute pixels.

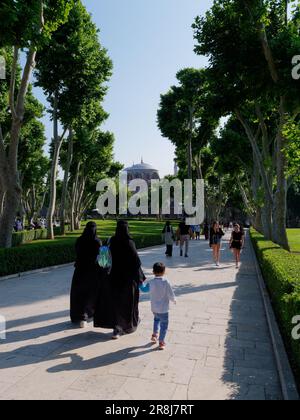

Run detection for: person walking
[[162, 221, 175, 257], [195, 225, 201, 240], [203, 223, 209, 241], [209, 221, 225, 267], [95, 220, 145, 340], [70, 222, 102, 328], [230, 224, 245, 269], [140, 262, 176, 351], [176, 221, 193, 258]]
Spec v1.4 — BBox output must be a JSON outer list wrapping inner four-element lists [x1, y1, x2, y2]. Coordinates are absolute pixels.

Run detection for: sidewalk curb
[[249, 236, 299, 401]]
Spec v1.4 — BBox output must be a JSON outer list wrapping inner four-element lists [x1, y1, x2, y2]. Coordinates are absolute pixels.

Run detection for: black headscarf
[[81, 221, 98, 242], [75, 222, 101, 269], [115, 220, 132, 241]]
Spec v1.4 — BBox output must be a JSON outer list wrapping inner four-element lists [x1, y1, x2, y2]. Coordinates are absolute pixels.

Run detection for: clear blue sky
[[38, 0, 213, 176]]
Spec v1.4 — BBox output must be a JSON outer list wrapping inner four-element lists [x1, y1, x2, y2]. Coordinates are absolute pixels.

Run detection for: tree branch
[[243, 0, 279, 83], [235, 108, 274, 204]]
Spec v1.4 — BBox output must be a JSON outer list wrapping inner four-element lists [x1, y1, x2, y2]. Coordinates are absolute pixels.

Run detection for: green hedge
[[12, 228, 62, 247], [0, 234, 164, 278], [12, 229, 48, 247], [251, 229, 300, 384]]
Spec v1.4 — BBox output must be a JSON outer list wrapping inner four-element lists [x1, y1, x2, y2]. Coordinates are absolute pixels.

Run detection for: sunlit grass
[[288, 229, 300, 253], [26, 219, 178, 247]]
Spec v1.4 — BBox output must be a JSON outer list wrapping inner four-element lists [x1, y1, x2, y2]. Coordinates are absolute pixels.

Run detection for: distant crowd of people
[[13, 217, 47, 232], [161, 220, 245, 269]]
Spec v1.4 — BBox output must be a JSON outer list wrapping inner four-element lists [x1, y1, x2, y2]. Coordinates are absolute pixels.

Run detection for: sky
[[36, 0, 214, 177]]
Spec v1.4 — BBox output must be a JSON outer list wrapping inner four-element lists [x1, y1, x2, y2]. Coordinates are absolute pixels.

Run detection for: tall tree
[[35, 0, 113, 239], [67, 128, 117, 230], [193, 0, 300, 250], [157, 68, 216, 179], [0, 0, 73, 247]]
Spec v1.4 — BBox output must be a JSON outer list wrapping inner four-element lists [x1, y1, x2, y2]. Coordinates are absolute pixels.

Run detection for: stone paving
[[0, 233, 283, 400]]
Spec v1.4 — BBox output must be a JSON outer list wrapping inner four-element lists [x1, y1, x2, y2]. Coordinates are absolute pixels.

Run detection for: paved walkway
[[0, 233, 283, 400]]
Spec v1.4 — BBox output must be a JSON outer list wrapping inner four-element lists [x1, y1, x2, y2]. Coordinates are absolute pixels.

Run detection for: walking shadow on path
[[0, 332, 155, 372], [47, 343, 155, 374]]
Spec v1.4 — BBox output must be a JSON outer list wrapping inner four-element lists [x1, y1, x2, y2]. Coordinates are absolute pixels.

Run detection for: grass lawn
[[30, 219, 171, 247], [288, 229, 300, 253]]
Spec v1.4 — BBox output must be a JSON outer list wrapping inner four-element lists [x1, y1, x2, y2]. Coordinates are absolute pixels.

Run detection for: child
[[140, 262, 176, 350]]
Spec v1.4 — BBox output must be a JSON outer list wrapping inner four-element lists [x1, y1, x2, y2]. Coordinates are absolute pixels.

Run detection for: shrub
[[0, 240, 76, 277], [251, 229, 300, 384], [12, 229, 48, 247], [12, 228, 63, 247], [0, 234, 164, 278]]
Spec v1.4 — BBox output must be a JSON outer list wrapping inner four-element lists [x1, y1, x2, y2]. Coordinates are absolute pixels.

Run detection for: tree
[[18, 88, 49, 225], [35, 0, 113, 239], [0, 0, 74, 247], [158, 68, 216, 180], [67, 128, 117, 230], [193, 0, 300, 250]]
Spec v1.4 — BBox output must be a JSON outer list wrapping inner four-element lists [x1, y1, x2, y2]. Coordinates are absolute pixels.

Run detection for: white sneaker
[[79, 321, 87, 329]]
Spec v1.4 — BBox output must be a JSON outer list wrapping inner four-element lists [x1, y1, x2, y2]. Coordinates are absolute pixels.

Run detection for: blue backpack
[[98, 245, 112, 270]]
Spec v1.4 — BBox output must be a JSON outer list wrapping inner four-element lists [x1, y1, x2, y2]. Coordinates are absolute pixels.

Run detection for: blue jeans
[[153, 313, 169, 343]]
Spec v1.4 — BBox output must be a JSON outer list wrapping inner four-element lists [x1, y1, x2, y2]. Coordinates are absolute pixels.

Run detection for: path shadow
[[0, 331, 114, 367], [5, 310, 69, 330], [47, 343, 155, 374], [0, 331, 155, 374], [3, 321, 75, 345]]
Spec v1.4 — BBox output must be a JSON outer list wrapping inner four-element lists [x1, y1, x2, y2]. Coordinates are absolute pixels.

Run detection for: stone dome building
[[124, 159, 160, 184]]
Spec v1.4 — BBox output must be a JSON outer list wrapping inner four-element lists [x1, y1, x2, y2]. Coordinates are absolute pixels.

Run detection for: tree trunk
[[47, 95, 66, 240], [194, 151, 203, 180], [59, 129, 73, 235], [0, 48, 36, 247], [0, 179, 5, 217], [251, 161, 263, 233], [253, 207, 263, 233], [70, 163, 81, 231], [272, 100, 290, 251], [261, 199, 273, 240], [0, 178, 21, 248], [187, 106, 194, 180]]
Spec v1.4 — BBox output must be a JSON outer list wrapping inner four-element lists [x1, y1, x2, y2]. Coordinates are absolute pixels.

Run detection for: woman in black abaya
[[70, 222, 101, 327], [94, 220, 145, 339]]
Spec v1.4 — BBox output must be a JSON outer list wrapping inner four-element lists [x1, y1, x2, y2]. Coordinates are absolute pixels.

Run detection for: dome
[[124, 159, 158, 173], [121, 159, 160, 184]]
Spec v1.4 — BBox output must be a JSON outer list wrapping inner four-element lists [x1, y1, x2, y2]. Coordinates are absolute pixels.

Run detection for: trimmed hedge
[[12, 229, 48, 247], [0, 240, 76, 277], [251, 229, 300, 384], [0, 234, 164, 278], [12, 227, 62, 247]]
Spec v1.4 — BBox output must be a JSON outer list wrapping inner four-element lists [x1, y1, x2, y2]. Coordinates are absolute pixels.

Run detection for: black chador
[[70, 222, 101, 323], [94, 220, 145, 335]]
